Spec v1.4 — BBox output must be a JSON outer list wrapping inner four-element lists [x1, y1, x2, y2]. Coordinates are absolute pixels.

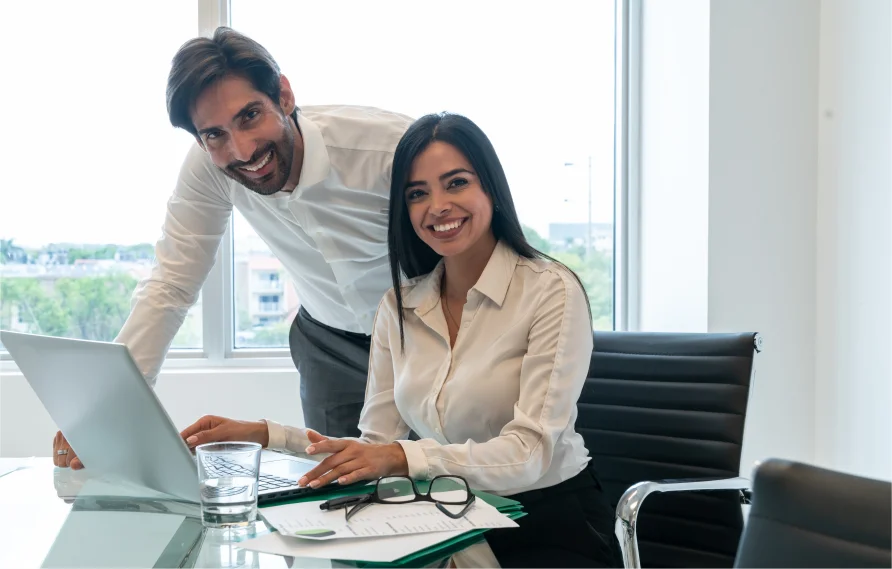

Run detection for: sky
[[2, 0, 616, 249]]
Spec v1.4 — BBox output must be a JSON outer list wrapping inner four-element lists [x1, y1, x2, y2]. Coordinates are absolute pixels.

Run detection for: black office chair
[[578, 331, 761, 568], [735, 458, 891, 568]]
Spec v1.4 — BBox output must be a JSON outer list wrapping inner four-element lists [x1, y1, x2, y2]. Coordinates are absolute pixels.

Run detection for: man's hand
[[53, 431, 83, 470], [180, 415, 270, 449], [298, 430, 409, 488]]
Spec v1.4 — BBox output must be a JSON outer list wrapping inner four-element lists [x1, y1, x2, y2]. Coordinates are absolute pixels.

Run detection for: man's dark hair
[[166, 27, 284, 136]]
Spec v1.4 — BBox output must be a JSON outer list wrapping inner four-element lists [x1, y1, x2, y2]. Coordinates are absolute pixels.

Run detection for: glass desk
[[0, 458, 489, 568]]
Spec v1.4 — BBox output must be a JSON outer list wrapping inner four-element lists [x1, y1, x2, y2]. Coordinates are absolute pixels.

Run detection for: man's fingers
[[185, 430, 211, 448], [185, 426, 230, 448], [53, 432, 70, 467], [180, 415, 221, 441], [52, 431, 61, 466]]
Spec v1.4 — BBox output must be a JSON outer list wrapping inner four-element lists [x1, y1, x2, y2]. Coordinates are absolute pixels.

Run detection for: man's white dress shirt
[[116, 105, 413, 383], [267, 241, 594, 496]]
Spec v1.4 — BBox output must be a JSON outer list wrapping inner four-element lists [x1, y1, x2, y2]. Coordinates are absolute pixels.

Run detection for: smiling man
[[52, 27, 412, 468]]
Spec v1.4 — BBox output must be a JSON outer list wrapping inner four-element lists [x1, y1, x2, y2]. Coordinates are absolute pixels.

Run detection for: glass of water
[[196, 442, 262, 529]]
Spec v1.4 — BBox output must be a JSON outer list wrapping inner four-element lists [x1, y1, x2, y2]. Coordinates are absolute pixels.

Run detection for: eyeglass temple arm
[[345, 498, 374, 521]]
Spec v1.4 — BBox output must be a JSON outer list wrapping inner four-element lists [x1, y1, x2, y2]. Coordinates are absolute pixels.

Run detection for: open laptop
[[2, 330, 326, 504]]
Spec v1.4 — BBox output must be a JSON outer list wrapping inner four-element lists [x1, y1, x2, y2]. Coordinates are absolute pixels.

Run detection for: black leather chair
[[579, 331, 761, 568], [735, 458, 891, 568]]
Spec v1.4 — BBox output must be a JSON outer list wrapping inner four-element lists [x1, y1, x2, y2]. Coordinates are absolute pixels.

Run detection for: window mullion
[[614, 0, 642, 332], [196, 0, 232, 362], [201, 219, 232, 363], [197, 0, 230, 37]]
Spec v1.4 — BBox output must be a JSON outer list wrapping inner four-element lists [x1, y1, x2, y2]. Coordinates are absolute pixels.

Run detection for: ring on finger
[[57, 449, 69, 456]]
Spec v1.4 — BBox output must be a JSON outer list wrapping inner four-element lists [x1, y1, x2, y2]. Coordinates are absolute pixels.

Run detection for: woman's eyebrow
[[405, 168, 475, 189]]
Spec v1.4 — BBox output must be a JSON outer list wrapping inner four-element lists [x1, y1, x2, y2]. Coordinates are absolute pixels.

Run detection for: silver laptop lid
[[1, 331, 200, 503]]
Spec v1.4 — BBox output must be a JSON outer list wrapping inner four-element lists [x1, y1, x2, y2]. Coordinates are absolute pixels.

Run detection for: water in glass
[[196, 442, 262, 528]]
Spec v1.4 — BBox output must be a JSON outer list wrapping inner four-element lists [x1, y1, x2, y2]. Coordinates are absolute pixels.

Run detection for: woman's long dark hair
[[388, 112, 591, 349]]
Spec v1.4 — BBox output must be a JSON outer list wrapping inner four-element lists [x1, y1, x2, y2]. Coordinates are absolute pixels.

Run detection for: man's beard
[[223, 124, 295, 196]]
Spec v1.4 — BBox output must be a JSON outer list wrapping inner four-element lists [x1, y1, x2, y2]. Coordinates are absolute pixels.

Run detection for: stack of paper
[[239, 485, 525, 566], [261, 492, 516, 540]]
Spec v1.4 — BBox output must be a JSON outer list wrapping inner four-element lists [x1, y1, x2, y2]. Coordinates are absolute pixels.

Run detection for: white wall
[[0, 369, 303, 457], [707, 0, 821, 474], [639, 0, 821, 473], [638, 0, 711, 333], [814, 0, 892, 481], [639, 0, 891, 481]]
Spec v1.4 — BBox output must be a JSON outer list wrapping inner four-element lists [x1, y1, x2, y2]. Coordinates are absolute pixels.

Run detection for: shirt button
[[435, 428, 441, 435]]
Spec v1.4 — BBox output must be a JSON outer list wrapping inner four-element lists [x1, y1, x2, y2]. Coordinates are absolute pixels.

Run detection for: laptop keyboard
[[201, 455, 299, 492]]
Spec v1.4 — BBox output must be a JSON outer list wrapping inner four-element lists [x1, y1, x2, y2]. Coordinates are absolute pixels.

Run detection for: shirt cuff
[[264, 419, 287, 450], [395, 440, 431, 480]]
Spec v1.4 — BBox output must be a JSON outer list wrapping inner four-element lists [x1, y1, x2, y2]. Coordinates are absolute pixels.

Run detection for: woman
[[181, 113, 621, 567]]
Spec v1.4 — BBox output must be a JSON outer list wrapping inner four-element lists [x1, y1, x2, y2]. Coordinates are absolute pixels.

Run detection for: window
[[232, 214, 301, 348], [0, 1, 202, 352], [2, 1, 630, 364], [230, 0, 620, 346]]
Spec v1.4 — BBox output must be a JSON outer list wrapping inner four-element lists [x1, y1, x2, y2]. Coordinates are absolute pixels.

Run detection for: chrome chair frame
[[611, 334, 762, 568], [615, 477, 753, 568]]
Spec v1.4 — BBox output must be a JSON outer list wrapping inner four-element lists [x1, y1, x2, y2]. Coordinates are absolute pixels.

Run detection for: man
[[53, 27, 412, 468]]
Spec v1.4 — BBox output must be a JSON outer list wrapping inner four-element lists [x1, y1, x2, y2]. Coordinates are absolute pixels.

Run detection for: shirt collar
[[473, 241, 518, 307], [291, 111, 331, 194], [402, 241, 519, 315]]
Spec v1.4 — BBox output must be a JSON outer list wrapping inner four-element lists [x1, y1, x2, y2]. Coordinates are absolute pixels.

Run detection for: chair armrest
[[614, 477, 751, 569]]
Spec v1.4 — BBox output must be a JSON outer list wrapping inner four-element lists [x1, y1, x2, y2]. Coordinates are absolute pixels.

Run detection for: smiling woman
[[404, 146, 495, 259], [181, 111, 622, 567]]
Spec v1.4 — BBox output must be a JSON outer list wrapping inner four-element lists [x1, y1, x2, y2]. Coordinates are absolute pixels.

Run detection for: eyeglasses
[[320, 476, 476, 522]]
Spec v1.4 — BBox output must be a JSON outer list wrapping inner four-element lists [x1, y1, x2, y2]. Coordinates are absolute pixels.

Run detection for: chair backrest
[[580, 331, 760, 568], [735, 459, 891, 568]]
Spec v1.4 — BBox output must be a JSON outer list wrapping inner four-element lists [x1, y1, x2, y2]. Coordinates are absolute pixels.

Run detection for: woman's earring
[[494, 204, 500, 212]]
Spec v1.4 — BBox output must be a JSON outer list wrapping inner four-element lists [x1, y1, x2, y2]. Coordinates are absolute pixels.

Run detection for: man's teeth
[[241, 151, 272, 172], [433, 219, 464, 232]]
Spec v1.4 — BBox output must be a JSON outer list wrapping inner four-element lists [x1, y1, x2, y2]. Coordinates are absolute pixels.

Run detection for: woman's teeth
[[241, 151, 273, 172], [433, 219, 464, 232]]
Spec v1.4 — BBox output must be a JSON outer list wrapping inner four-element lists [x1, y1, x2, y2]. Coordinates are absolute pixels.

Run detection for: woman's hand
[[298, 430, 409, 488], [179, 415, 270, 449]]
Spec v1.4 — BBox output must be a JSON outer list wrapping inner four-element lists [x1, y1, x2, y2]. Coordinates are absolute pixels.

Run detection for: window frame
[[0, 0, 640, 372]]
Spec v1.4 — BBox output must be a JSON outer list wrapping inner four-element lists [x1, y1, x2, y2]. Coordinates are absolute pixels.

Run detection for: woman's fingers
[[299, 445, 359, 486], [305, 438, 348, 455], [335, 466, 376, 486], [306, 459, 368, 489], [305, 429, 329, 444]]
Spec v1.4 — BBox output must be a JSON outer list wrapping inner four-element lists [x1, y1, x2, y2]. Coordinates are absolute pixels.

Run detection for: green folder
[[260, 481, 526, 568]]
